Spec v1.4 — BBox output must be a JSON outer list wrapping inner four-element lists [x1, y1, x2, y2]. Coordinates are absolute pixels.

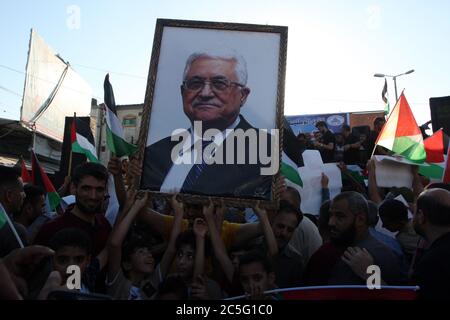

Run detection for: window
[[122, 116, 137, 127]]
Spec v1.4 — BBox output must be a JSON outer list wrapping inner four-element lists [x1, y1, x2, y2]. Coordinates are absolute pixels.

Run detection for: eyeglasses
[[182, 77, 244, 92]]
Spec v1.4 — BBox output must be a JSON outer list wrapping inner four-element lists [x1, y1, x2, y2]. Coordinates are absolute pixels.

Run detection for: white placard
[[298, 160, 342, 215], [374, 157, 413, 188], [301, 150, 324, 170]]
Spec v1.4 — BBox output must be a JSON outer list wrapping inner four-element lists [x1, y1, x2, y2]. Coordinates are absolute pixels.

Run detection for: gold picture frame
[[136, 18, 287, 208]]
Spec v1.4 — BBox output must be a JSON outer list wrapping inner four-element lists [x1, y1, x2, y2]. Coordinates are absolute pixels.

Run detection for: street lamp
[[374, 69, 415, 100]]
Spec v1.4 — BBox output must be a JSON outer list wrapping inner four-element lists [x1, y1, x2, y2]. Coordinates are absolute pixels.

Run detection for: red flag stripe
[[424, 129, 445, 163], [70, 117, 77, 144], [394, 93, 422, 137], [280, 287, 418, 300], [31, 150, 57, 193], [20, 158, 32, 183]]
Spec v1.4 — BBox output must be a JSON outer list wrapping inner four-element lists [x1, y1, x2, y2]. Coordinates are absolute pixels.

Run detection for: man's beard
[[330, 223, 357, 247], [76, 198, 101, 215]]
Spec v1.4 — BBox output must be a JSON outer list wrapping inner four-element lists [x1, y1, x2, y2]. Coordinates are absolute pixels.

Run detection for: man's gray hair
[[333, 191, 369, 221], [182, 49, 248, 85]]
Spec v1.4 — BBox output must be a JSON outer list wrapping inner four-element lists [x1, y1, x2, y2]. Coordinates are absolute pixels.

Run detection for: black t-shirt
[[343, 134, 360, 164], [366, 130, 379, 155], [413, 232, 450, 300], [33, 206, 111, 256], [367, 130, 390, 156], [320, 130, 336, 163]]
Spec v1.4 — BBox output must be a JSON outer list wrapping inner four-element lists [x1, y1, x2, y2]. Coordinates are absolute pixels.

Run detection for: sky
[[1, 0, 450, 126]]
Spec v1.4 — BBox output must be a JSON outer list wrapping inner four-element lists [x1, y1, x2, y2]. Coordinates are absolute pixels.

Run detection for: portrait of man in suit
[[141, 49, 277, 200]]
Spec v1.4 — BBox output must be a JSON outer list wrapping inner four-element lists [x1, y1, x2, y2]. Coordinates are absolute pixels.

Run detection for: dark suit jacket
[[141, 115, 274, 200]]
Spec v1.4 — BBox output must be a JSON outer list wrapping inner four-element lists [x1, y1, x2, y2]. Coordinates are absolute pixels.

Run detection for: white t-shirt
[[287, 216, 323, 265]]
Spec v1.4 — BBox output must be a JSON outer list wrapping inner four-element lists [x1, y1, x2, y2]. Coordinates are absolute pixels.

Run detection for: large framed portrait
[[137, 18, 287, 206]]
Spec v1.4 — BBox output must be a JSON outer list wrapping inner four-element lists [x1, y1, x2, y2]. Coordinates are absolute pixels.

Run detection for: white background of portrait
[[146, 26, 281, 146]]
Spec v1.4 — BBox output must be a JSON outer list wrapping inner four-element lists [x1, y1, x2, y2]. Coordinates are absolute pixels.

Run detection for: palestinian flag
[[0, 203, 7, 230], [0, 203, 24, 248], [375, 93, 426, 163], [282, 152, 303, 188], [104, 74, 137, 157], [443, 139, 450, 184], [31, 150, 61, 211], [344, 164, 366, 185], [281, 117, 303, 188], [419, 130, 447, 180], [382, 78, 390, 116], [424, 129, 445, 163], [71, 116, 99, 163], [20, 157, 32, 183]]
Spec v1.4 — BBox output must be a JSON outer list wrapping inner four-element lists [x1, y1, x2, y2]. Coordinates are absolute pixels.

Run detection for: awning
[[0, 154, 59, 175]]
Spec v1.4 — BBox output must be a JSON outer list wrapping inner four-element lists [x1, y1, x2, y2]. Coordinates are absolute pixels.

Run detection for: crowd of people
[[1, 118, 450, 301], [297, 117, 388, 165]]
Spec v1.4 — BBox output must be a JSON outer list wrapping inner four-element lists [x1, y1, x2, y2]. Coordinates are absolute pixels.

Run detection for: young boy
[[171, 222, 224, 300], [107, 192, 183, 300], [238, 252, 280, 300], [48, 228, 104, 294]]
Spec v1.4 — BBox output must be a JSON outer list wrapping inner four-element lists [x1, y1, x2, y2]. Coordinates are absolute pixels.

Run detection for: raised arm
[[158, 195, 184, 277], [203, 200, 235, 283], [107, 191, 149, 281], [411, 165, 424, 200], [107, 156, 127, 210], [254, 201, 278, 257], [367, 158, 383, 204], [321, 172, 330, 202], [138, 207, 167, 238], [125, 156, 142, 190], [192, 218, 208, 280]]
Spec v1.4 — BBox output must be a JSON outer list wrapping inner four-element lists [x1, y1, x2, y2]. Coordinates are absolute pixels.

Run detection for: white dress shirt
[[160, 117, 240, 193]]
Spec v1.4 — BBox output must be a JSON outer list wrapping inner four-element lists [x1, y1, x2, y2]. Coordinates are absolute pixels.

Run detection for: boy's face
[[239, 261, 274, 297], [175, 244, 195, 279], [129, 247, 155, 274], [53, 246, 90, 281]]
